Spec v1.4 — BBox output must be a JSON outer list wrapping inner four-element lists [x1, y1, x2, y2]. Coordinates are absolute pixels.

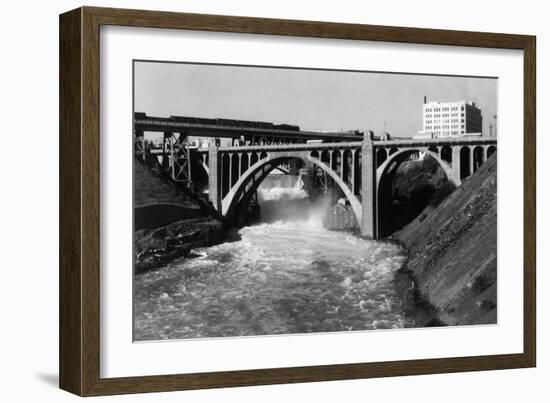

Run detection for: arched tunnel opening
[[377, 150, 456, 238]]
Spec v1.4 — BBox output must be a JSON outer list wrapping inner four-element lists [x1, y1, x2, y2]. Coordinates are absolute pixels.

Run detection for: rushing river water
[[134, 174, 430, 341]]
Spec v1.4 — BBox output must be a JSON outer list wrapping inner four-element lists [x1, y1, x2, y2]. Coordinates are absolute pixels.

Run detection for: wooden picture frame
[[59, 6, 536, 396]]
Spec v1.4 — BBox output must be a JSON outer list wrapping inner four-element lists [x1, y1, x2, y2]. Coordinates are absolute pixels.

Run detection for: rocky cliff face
[[394, 154, 497, 326]]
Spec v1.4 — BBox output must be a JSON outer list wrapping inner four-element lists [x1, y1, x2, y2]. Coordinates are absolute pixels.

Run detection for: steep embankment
[[134, 157, 224, 274], [134, 158, 201, 230], [134, 157, 199, 208], [394, 154, 497, 325]]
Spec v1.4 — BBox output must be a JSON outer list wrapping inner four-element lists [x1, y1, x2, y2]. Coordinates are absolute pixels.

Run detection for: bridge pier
[[361, 132, 377, 239], [208, 144, 220, 211], [469, 147, 474, 176], [134, 130, 145, 160], [351, 150, 357, 195], [451, 146, 462, 185]]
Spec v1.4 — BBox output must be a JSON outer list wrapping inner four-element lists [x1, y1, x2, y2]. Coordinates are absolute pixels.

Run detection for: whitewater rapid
[[134, 219, 416, 341]]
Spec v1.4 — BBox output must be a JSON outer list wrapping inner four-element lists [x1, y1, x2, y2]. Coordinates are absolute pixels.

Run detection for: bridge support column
[[361, 131, 376, 239], [351, 149, 356, 195], [339, 150, 344, 180], [238, 153, 242, 176], [229, 153, 235, 187], [134, 130, 145, 160], [208, 145, 221, 212], [469, 147, 474, 175], [450, 146, 461, 185]]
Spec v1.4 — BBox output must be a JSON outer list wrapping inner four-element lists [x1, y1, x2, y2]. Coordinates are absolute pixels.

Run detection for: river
[[134, 174, 430, 341]]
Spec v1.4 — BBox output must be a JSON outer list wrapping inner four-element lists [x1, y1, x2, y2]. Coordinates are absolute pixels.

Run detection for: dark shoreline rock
[[134, 217, 224, 274]]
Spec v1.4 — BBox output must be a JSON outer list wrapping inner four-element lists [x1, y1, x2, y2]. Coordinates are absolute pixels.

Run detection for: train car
[[194, 117, 217, 125], [277, 124, 300, 131], [236, 120, 260, 129], [217, 118, 238, 126], [256, 121, 275, 129], [170, 115, 197, 124]]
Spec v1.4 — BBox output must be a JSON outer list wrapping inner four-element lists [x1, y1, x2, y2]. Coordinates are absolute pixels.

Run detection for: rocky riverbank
[[134, 217, 224, 274], [133, 155, 226, 274], [393, 154, 497, 326]]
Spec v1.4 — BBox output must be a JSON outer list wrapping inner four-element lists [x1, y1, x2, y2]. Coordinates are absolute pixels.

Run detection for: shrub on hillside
[[428, 181, 456, 207], [471, 272, 495, 294]]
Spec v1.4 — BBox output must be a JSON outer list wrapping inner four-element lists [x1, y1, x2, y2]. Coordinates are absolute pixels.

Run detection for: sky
[[134, 61, 498, 138]]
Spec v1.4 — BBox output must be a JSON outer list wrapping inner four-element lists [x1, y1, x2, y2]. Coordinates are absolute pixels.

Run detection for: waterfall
[[257, 173, 308, 201]]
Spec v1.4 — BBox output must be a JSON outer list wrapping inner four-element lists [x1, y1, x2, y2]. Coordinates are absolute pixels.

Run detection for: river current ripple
[[134, 219, 419, 341]]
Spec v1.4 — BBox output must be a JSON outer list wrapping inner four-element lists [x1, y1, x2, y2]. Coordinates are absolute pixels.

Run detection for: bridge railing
[[218, 141, 363, 152]]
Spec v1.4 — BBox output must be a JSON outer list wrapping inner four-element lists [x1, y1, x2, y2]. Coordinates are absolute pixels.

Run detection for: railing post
[[361, 131, 376, 239], [208, 144, 221, 212]]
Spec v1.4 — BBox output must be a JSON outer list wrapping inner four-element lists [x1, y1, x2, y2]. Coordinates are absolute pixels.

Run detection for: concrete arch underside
[[375, 147, 457, 238], [221, 151, 361, 224], [376, 148, 458, 189]]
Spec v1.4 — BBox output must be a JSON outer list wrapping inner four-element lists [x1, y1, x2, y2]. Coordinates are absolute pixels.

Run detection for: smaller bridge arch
[[376, 147, 457, 188], [376, 147, 459, 238]]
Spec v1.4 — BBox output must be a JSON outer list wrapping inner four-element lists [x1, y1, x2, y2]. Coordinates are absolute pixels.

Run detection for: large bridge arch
[[376, 148, 458, 238], [221, 151, 362, 225]]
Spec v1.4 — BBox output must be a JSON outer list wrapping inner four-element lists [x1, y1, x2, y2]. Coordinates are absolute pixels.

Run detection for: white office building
[[417, 99, 483, 138]]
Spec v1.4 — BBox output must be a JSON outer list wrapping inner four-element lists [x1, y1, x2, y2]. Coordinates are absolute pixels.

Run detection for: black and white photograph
[[1, 0, 545, 400], [132, 61, 498, 342]]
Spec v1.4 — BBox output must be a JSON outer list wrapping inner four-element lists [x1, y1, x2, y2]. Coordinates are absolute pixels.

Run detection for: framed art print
[[59, 6, 536, 396]]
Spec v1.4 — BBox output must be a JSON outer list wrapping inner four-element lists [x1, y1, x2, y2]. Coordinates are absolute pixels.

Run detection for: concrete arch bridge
[[206, 133, 497, 239]]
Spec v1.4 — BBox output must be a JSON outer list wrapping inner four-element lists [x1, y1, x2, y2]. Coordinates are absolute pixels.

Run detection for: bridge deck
[[375, 137, 497, 147], [218, 136, 496, 152], [218, 141, 363, 152]]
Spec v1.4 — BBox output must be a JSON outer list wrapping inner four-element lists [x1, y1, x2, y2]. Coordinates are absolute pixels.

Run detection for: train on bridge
[[135, 112, 301, 132]]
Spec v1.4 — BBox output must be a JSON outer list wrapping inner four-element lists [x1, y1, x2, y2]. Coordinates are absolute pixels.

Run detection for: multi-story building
[[417, 99, 483, 138]]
